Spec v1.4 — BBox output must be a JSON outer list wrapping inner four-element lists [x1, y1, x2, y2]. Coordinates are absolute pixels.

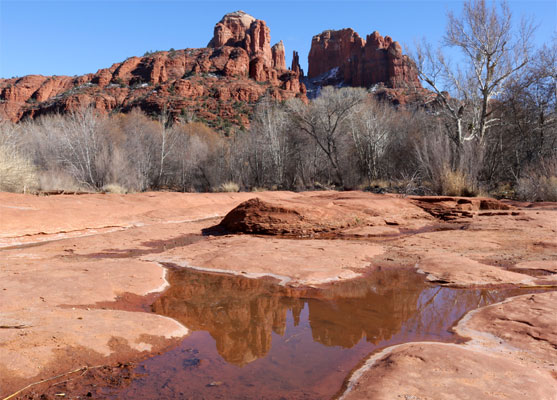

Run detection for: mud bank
[[0, 191, 555, 398]]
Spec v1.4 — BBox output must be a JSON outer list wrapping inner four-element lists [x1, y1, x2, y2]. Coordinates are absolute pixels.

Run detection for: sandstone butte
[[0, 11, 429, 127], [306, 28, 432, 104], [0, 11, 305, 128], [0, 191, 556, 398]]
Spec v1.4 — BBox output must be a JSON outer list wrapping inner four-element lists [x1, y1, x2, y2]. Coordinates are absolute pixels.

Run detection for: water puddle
[[103, 266, 537, 399]]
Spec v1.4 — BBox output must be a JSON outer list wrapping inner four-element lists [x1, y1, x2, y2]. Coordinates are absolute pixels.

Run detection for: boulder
[[219, 197, 361, 236]]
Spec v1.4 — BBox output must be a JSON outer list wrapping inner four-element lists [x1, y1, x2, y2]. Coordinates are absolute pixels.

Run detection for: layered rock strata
[[307, 28, 420, 89], [0, 11, 305, 127]]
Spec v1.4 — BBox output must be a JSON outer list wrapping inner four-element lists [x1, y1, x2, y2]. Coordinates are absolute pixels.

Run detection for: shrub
[[516, 175, 557, 202], [102, 183, 129, 194], [0, 145, 38, 193], [218, 181, 240, 192], [37, 170, 82, 192], [515, 157, 557, 202], [143, 50, 161, 57], [490, 183, 514, 199], [440, 169, 478, 196]]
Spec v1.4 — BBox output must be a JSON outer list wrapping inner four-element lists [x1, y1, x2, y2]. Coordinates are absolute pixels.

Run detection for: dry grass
[[0, 145, 38, 193], [37, 170, 83, 192], [218, 181, 240, 192], [102, 183, 130, 194], [516, 175, 557, 202], [439, 169, 477, 196], [515, 157, 557, 202]]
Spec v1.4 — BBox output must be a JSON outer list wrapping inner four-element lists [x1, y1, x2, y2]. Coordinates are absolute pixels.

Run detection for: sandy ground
[[0, 191, 556, 398]]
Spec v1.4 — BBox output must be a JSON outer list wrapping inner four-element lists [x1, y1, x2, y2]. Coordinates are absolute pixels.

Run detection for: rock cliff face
[[271, 41, 286, 70], [307, 28, 420, 89], [0, 11, 305, 128], [0, 13, 431, 125], [207, 11, 257, 49]]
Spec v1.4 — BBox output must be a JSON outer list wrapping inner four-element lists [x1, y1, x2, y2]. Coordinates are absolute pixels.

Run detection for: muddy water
[[103, 267, 535, 400]]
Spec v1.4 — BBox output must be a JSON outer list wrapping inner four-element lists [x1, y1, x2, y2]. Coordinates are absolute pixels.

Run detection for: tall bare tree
[[54, 108, 109, 189], [348, 99, 395, 184], [287, 86, 367, 186], [413, 0, 535, 146], [157, 105, 178, 187]]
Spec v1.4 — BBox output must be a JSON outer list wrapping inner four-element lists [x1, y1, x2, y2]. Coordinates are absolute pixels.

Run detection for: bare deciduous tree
[[413, 0, 535, 146], [156, 106, 180, 187], [287, 86, 367, 186], [252, 98, 289, 186], [348, 99, 396, 184], [40, 108, 110, 189], [118, 109, 161, 190]]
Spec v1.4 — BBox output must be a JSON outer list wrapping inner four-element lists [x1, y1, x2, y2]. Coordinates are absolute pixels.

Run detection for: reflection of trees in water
[[405, 287, 525, 340], [152, 266, 518, 366]]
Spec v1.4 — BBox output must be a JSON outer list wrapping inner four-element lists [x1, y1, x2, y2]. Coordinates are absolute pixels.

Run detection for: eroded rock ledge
[[340, 291, 557, 400]]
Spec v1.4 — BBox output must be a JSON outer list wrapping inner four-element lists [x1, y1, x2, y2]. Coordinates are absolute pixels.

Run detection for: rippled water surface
[[109, 266, 532, 399]]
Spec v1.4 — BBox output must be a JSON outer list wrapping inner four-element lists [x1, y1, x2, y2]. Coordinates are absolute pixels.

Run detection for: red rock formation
[[219, 197, 373, 236], [409, 196, 515, 221], [307, 28, 420, 89], [308, 29, 365, 79], [271, 41, 286, 70], [0, 11, 306, 128], [244, 19, 272, 67], [291, 51, 303, 76], [207, 11, 256, 48], [207, 11, 277, 83]]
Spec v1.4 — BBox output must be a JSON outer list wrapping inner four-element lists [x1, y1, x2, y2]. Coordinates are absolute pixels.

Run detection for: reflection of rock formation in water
[[152, 270, 293, 365], [152, 267, 517, 366], [307, 269, 427, 348], [152, 267, 434, 365]]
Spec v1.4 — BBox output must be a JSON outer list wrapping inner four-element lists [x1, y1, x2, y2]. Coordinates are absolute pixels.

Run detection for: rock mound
[[410, 196, 515, 221], [219, 197, 353, 236]]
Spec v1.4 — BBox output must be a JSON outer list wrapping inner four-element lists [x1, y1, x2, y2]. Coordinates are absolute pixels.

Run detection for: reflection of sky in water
[[111, 268, 533, 400]]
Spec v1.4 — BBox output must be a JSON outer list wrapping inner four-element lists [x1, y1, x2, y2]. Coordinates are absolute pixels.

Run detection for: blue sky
[[1, 1, 555, 78]]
